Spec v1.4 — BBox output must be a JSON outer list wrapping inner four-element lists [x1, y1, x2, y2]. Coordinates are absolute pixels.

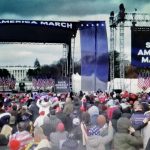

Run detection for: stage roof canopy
[[0, 19, 78, 45]]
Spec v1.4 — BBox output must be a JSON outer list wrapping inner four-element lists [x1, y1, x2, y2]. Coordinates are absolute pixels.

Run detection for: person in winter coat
[[63, 97, 73, 115], [111, 109, 122, 132], [25, 126, 51, 150], [81, 121, 113, 150], [61, 133, 80, 150], [42, 108, 62, 139], [28, 100, 39, 122], [34, 111, 45, 127], [71, 118, 82, 142], [81, 112, 91, 128], [36, 97, 51, 116], [50, 122, 68, 149], [130, 103, 146, 128], [9, 122, 33, 150], [88, 105, 99, 126], [55, 107, 68, 130], [97, 115, 108, 136], [113, 117, 143, 150], [72, 96, 82, 114]]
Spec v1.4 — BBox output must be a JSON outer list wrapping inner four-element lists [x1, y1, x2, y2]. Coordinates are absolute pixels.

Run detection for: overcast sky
[[0, 0, 150, 66]]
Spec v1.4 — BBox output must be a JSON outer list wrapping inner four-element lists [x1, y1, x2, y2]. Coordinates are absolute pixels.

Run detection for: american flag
[[37, 78, 43, 88], [32, 78, 38, 89], [32, 78, 55, 89], [48, 79, 55, 86], [5, 78, 10, 86], [10, 78, 16, 89], [137, 74, 145, 89], [144, 77, 150, 89], [0, 77, 16, 89], [138, 73, 150, 90], [2, 77, 6, 86]]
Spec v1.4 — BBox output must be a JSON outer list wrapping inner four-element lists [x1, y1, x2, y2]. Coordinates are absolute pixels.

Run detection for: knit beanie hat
[[9, 139, 20, 150], [88, 105, 99, 116], [117, 117, 131, 132], [55, 106, 61, 113], [39, 111, 45, 116], [56, 122, 65, 132]]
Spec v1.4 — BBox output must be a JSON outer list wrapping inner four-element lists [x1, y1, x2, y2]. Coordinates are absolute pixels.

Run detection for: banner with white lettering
[[131, 27, 150, 67], [55, 77, 69, 93], [0, 19, 77, 30], [0, 19, 78, 44]]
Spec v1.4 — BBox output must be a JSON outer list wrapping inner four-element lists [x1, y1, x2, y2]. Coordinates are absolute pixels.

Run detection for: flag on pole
[[137, 74, 144, 89], [144, 77, 150, 89]]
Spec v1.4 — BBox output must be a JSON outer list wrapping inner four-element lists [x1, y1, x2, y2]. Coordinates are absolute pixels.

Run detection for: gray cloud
[[0, 0, 149, 17], [0, 0, 149, 66], [0, 44, 63, 66]]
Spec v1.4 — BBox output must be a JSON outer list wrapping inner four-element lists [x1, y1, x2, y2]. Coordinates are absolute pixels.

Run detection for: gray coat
[[50, 131, 68, 149], [63, 101, 73, 115], [113, 117, 143, 150]]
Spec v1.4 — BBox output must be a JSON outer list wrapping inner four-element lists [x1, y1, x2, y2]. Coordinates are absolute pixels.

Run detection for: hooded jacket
[[29, 101, 39, 121], [114, 117, 143, 150]]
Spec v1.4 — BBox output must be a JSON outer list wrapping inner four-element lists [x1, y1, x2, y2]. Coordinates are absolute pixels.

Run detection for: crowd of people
[[0, 90, 150, 150]]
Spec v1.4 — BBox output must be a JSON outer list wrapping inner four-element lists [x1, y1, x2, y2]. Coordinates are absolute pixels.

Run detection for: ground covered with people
[[0, 90, 150, 150]]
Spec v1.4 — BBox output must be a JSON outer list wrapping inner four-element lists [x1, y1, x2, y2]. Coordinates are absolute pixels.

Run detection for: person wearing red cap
[[50, 122, 68, 149], [33, 111, 45, 127], [9, 122, 33, 150], [8, 139, 20, 150]]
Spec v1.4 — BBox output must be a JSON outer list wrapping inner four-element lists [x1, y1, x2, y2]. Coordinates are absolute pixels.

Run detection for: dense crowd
[[0, 90, 150, 150]]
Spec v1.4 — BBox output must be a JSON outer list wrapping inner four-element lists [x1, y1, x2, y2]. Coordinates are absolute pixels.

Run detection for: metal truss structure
[[109, 9, 150, 91], [62, 43, 68, 77], [62, 37, 75, 91], [69, 37, 75, 91]]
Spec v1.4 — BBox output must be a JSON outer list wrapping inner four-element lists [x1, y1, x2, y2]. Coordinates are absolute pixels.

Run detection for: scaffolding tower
[[119, 22, 125, 90], [71, 37, 75, 75], [62, 43, 68, 77], [68, 37, 75, 91], [109, 5, 150, 91], [109, 17, 116, 90]]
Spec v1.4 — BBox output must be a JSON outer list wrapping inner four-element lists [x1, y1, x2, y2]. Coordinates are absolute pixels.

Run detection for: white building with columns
[[0, 65, 34, 82]]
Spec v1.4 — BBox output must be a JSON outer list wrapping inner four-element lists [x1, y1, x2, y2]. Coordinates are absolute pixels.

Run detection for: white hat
[[120, 103, 130, 109], [72, 118, 80, 126]]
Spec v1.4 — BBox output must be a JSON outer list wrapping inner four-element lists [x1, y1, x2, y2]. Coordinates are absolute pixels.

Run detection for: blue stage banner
[[80, 21, 109, 91], [131, 27, 150, 67]]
